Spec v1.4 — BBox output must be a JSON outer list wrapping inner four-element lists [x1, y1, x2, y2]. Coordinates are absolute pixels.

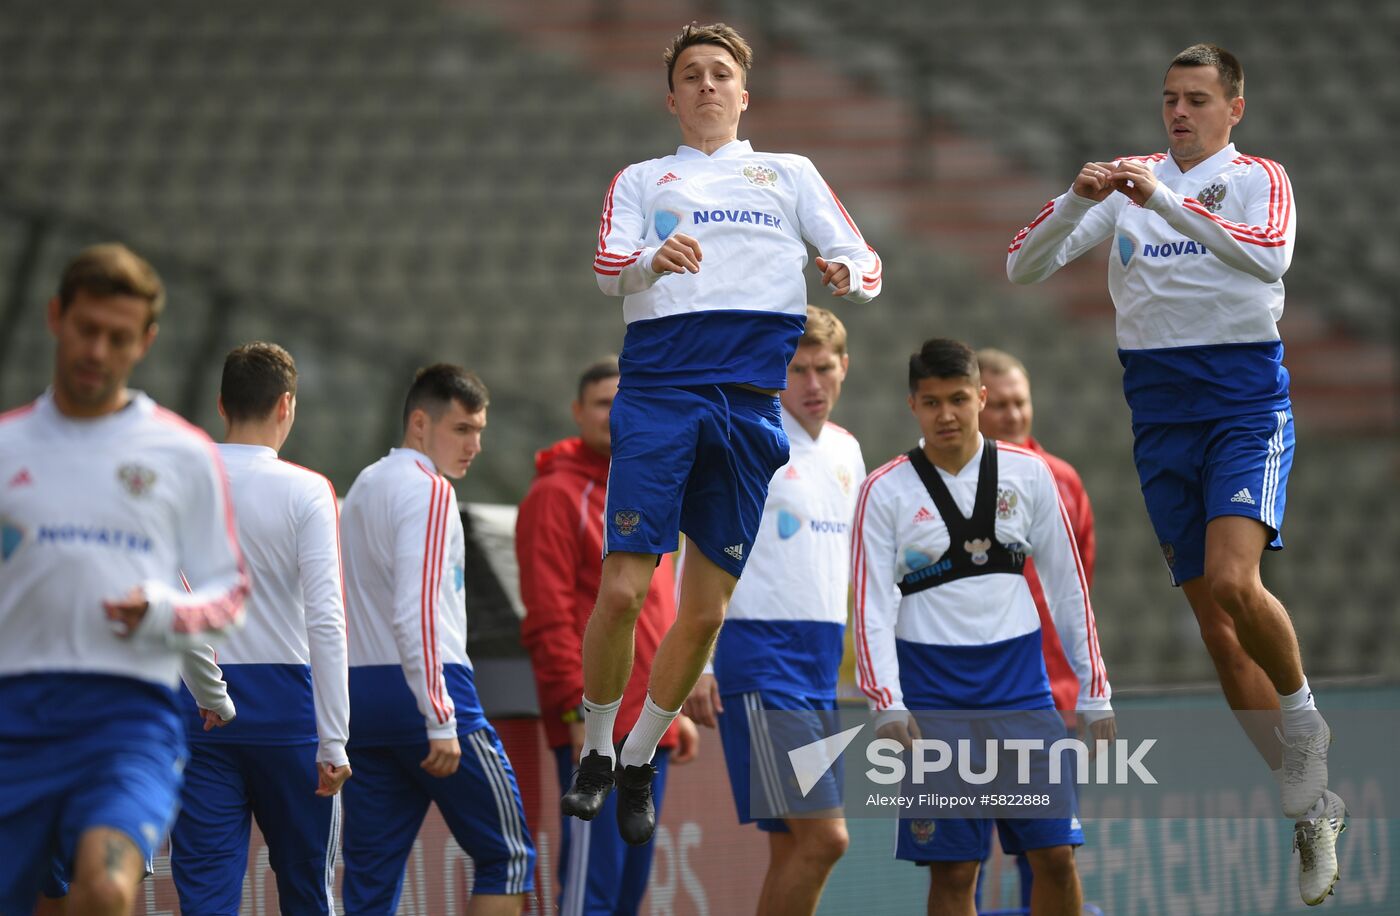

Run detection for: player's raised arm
[[130, 432, 248, 649], [796, 160, 882, 301], [594, 166, 671, 296], [390, 467, 458, 738], [1126, 157, 1296, 283], [299, 476, 351, 770], [1006, 171, 1122, 285]]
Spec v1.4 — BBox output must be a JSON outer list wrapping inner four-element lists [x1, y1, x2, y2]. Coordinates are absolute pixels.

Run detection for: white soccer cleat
[[1277, 720, 1331, 818], [1294, 789, 1347, 906]]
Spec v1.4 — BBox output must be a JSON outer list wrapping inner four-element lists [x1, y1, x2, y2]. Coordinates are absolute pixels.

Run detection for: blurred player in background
[[975, 347, 1096, 913], [0, 244, 248, 915], [568, 20, 882, 847], [1006, 43, 1343, 905], [168, 342, 351, 915], [854, 338, 1112, 916], [340, 364, 533, 915], [685, 306, 864, 916], [517, 356, 699, 916]]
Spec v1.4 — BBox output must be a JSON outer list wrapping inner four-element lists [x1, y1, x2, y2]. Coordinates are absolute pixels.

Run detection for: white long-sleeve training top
[[180, 444, 350, 766], [1007, 144, 1296, 424], [594, 139, 882, 390], [714, 408, 866, 699], [0, 391, 247, 695], [341, 448, 486, 745], [852, 437, 1109, 715]]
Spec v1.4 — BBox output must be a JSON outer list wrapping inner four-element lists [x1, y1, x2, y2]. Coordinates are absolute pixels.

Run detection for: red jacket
[[1022, 436, 1097, 720], [516, 437, 678, 750]]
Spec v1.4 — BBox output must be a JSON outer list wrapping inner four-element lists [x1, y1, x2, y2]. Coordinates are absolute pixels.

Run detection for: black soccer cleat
[[561, 750, 616, 820], [616, 761, 658, 846]]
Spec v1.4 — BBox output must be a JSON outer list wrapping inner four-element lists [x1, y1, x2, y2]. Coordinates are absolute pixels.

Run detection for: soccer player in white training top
[[1006, 43, 1343, 906], [854, 338, 1112, 916], [0, 243, 247, 916], [168, 341, 351, 915], [341, 364, 534, 915], [567, 21, 882, 847]]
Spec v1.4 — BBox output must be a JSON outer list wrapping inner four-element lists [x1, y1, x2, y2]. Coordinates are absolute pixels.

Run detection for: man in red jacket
[[976, 347, 1097, 912], [517, 358, 698, 916]]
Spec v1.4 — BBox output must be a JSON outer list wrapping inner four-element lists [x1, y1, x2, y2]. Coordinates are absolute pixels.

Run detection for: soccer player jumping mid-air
[[565, 22, 882, 846], [1007, 43, 1344, 906]]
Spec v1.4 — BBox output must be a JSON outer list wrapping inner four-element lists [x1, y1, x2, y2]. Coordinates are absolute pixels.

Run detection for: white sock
[[619, 694, 681, 769], [581, 695, 621, 764], [1279, 678, 1324, 737]]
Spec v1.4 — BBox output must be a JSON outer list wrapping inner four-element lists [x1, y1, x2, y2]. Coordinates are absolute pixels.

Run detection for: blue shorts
[[552, 747, 670, 916], [0, 727, 183, 914], [897, 814, 1082, 863], [170, 742, 339, 915], [716, 691, 843, 832], [342, 726, 534, 913], [1133, 409, 1293, 585], [605, 385, 790, 577]]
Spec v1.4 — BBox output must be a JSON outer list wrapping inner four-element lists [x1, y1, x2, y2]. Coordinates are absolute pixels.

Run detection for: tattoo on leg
[[104, 836, 132, 879]]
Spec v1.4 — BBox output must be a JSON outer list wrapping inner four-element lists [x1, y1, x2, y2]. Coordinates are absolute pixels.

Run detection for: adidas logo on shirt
[[912, 506, 935, 524], [724, 544, 744, 560], [656, 172, 681, 186], [7, 468, 31, 488], [1230, 488, 1257, 505]]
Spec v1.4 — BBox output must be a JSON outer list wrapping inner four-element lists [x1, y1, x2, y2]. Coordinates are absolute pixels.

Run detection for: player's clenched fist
[[652, 232, 704, 274], [814, 256, 851, 296], [421, 736, 462, 777], [1071, 161, 1118, 202]]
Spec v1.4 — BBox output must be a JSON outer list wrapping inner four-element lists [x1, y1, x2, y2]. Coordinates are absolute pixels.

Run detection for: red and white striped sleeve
[[137, 420, 249, 650], [795, 158, 882, 303], [593, 166, 664, 297], [390, 464, 458, 739], [1007, 187, 1121, 284], [850, 458, 906, 713], [1018, 449, 1111, 713], [1146, 156, 1295, 283]]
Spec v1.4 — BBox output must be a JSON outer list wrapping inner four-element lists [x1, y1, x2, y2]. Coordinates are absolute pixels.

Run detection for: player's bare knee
[[69, 876, 136, 916], [676, 600, 726, 639], [1029, 845, 1078, 888], [595, 578, 648, 622], [1206, 569, 1261, 620], [796, 821, 849, 865], [928, 860, 979, 896]]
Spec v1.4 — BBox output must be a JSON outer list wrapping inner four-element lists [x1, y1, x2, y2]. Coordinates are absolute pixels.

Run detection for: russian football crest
[[995, 488, 1018, 520], [742, 165, 778, 188], [1196, 181, 1227, 213], [613, 509, 642, 537], [117, 463, 157, 498]]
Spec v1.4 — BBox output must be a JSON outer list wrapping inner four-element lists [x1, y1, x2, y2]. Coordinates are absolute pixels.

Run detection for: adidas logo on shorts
[[1230, 488, 1257, 505], [724, 544, 744, 560]]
